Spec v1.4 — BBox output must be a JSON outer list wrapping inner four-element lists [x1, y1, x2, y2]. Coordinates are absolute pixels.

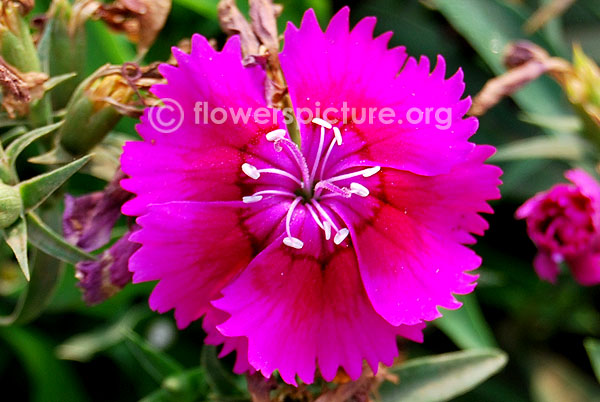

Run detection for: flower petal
[[334, 146, 500, 326], [129, 201, 257, 328], [280, 8, 475, 176], [213, 212, 424, 385], [566, 251, 600, 286], [122, 34, 291, 216], [533, 252, 560, 284]]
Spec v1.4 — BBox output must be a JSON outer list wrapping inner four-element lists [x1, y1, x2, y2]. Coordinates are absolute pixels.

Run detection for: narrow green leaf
[[432, 0, 567, 124], [44, 73, 78, 92], [173, 0, 218, 19], [124, 330, 184, 383], [140, 368, 209, 402], [28, 145, 75, 165], [5, 122, 63, 168], [26, 212, 95, 264], [2, 217, 29, 280], [584, 338, 600, 383], [57, 307, 148, 362], [492, 135, 585, 162], [18, 154, 91, 212], [380, 348, 508, 402], [0, 326, 89, 402], [36, 14, 53, 74], [436, 294, 497, 350], [200, 345, 247, 397], [0, 244, 65, 326]]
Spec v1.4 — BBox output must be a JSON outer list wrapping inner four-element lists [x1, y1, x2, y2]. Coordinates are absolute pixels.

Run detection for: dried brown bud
[[470, 41, 570, 116], [218, 0, 259, 57], [0, 57, 48, 117], [94, 0, 171, 54]]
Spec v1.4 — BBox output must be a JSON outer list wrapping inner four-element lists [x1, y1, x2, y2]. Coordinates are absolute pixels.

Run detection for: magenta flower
[[121, 8, 501, 384], [516, 169, 600, 286]]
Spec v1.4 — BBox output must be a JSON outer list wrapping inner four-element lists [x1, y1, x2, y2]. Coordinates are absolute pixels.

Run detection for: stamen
[[312, 118, 332, 129], [257, 168, 302, 186], [319, 138, 339, 180], [271, 138, 311, 191], [283, 197, 303, 249], [350, 182, 369, 197], [327, 166, 381, 183], [283, 237, 304, 249], [323, 221, 332, 241], [243, 195, 263, 203], [309, 126, 326, 185], [243, 190, 296, 204], [266, 129, 286, 141], [334, 228, 349, 245], [333, 127, 342, 145], [315, 180, 351, 198], [242, 163, 260, 180]]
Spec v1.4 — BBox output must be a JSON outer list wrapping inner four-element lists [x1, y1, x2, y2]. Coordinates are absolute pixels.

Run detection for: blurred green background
[[1, 0, 600, 401]]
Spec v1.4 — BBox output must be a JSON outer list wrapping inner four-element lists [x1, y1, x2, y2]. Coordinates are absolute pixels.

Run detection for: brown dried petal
[[249, 0, 280, 54], [218, 0, 259, 57], [0, 57, 48, 117]]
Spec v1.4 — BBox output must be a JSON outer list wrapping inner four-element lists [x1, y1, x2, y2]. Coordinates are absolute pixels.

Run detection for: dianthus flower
[[121, 7, 501, 385], [516, 169, 600, 286]]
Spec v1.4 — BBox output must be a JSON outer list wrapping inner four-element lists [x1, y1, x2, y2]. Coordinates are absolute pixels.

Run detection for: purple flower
[[121, 8, 501, 384], [76, 228, 139, 305], [516, 169, 600, 286], [63, 170, 131, 252]]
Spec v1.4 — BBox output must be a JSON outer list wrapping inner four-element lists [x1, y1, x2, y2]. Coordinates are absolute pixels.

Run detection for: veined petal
[[280, 8, 475, 176], [333, 146, 501, 326], [130, 202, 257, 328], [122, 34, 293, 216], [213, 213, 424, 385]]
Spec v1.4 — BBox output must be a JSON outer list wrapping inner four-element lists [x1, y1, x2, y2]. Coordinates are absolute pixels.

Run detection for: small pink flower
[[121, 8, 501, 385], [516, 169, 600, 286]]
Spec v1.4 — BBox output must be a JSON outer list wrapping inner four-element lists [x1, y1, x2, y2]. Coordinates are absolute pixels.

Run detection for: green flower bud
[[0, 182, 22, 228], [58, 68, 134, 156], [47, 0, 87, 109], [563, 46, 600, 146]]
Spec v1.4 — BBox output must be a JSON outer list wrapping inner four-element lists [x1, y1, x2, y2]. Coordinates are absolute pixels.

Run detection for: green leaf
[[4, 122, 63, 169], [380, 348, 508, 402], [0, 247, 65, 325], [491, 135, 585, 162], [18, 154, 91, 212], [57, 307, 148, 362], [584, 338, 600, 383], [2, 217, 29, 280], [44, 73, 78, 92], [436, 294, 498, 350], [0, 326, 89, 402], [201, 345, 247, 397], [173, 0, 218, 19], [124, 330, 184, 383], [432, 0, 567, 122], [26, 212, 94, 264], [140, 368, 210, 402]]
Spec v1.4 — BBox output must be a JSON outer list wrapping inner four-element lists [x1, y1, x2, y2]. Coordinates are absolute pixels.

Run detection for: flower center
[[241, 118, 380, 250]]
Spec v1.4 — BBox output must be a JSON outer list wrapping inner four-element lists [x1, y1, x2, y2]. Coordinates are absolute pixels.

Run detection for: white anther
[[362, 166, 381, 177], [243, 195, 263, 203], [334, 228, 350, 245], [312, 118, 332, 129], [350, 182, 370, 197], [266, 129, 286, 141], [323, 221, 332, 241], [283, 236, 304, 249], [242, 163, 260, 180], [333, 126, 342, 145]]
